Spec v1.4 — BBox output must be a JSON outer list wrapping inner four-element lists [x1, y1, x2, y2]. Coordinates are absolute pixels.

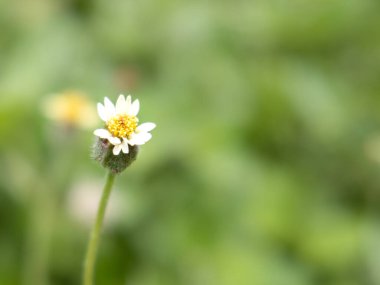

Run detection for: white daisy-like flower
[[94, 94, 156, 155]]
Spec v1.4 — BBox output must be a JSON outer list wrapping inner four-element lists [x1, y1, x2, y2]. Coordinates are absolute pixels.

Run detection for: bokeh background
[[1, 0, 380, 284]]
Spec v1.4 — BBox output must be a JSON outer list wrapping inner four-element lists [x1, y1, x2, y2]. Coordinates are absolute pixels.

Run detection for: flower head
[[42, 90, 97, 129], [94, 94, 156, 156]]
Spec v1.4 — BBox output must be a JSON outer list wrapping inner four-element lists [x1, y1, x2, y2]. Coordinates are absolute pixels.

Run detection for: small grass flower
[[94, 94, 156, 155], [42, 90, 97, 129], [84, 94, 156, 285]]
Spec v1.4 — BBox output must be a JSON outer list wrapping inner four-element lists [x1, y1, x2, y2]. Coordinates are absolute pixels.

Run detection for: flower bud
[[92, 137, 138, 174]]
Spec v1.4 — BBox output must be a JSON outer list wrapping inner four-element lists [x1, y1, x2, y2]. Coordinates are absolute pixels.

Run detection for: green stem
[[83, 171, 116, 285]]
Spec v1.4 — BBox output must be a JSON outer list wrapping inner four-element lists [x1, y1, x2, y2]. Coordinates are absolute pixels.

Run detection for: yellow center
[[107, 114, 138, 138]]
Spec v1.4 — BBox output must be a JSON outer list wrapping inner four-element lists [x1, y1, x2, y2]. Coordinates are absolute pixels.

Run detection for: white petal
[[130, 132, 152, 145], [121, 139, 129, 154], [125, 95, 132, 114], [107, 136, 121, 145], [97, 103, 108, 121], [127, 132, 138, 146], [94, 129, 112, 138], [127, 136, 135, 146], [130, 99, 140, 116], [113, 144, 122, 155], [104, 97, 116, 117], [136, 122, 156, 133], [116, 94, 126, 115]]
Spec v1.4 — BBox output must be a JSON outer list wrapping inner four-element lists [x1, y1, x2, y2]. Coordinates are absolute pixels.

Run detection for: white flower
[[93, 94, 156, 155]]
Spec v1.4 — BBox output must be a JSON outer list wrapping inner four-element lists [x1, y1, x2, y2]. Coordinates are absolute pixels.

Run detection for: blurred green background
[[1, 0, 380, 284]]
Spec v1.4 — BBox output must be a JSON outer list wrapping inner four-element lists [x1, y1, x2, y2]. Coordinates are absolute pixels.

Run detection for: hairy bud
[[92, 137, 138, 174]]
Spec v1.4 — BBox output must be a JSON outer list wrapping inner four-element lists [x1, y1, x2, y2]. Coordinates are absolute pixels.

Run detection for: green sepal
[[92, 137, 139, 174]]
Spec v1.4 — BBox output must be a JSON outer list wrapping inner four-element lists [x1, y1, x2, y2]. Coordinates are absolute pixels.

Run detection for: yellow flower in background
[[94, 94, 156, 155], [42, 90, 97, 129]]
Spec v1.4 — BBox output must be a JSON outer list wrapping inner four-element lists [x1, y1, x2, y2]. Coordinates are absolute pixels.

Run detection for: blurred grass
[[1, 0, 380, 284]]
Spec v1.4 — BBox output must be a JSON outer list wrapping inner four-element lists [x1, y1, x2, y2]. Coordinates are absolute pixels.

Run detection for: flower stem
[[83, 171, 115, 285]]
